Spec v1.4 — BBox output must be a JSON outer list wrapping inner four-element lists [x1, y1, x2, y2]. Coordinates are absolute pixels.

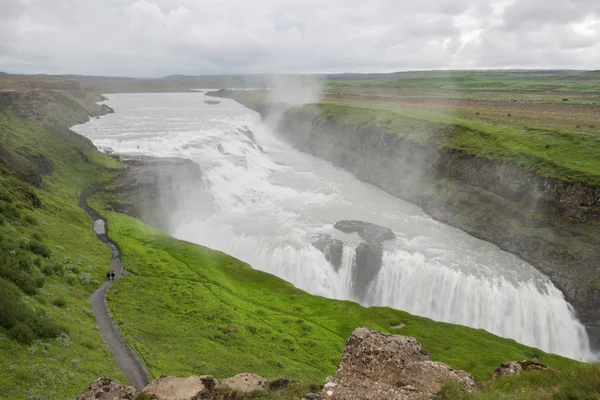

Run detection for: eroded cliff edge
[[229, 100, 600, 351]]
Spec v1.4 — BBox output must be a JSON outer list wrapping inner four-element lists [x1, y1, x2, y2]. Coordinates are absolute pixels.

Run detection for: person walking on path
[[106, 272, 111, 281], [111, 271, 115, 280]]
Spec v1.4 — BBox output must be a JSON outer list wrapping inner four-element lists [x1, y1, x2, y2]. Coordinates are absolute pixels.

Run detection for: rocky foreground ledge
[[78, 328, 545, 400]]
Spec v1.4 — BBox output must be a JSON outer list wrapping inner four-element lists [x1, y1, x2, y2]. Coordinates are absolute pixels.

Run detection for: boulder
[[76, 377, 138, 400], [312, 235, 344, 271], [142, 375, 216, 400], [352, 242, 383, 301], [492, 360, 550, 379], [219, 373, 267, 393], [334, 220, 395, 243], [322, 328, 476, 400]]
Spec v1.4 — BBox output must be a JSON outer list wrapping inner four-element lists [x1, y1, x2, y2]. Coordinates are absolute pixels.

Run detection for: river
[[73, 92, 593, 361]]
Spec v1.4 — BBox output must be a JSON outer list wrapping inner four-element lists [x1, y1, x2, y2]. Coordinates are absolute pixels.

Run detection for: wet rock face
[[353, 242, 383, 301], [334, 220, 395, 243], [322, 328, 476, 400], [332, 220, 395, 301], [76, 377, 138, 400], [312, 235, 344, 271], [492, 361, 550, 379], [115, 156, 206, 233]]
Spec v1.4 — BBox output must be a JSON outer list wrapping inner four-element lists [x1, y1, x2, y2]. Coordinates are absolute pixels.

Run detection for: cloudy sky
[[1, 0, 599, 77]]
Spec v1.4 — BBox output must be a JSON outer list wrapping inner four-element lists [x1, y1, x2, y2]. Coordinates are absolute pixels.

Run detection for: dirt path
[[79, 187, 150, 390]]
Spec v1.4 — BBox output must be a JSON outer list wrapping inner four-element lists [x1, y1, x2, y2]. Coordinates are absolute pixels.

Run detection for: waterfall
[[73, 92, 595, 361]]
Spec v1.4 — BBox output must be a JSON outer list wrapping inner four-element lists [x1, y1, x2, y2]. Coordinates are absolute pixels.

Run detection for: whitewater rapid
[[73, 92, 593, 360]]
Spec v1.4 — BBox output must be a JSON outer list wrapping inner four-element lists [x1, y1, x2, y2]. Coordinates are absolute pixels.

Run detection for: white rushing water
[[74, 92, 593, 360]]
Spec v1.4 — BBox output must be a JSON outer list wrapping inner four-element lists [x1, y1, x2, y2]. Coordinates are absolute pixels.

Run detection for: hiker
[[106, 272, 111, 281], [111, 271, 115, 280]]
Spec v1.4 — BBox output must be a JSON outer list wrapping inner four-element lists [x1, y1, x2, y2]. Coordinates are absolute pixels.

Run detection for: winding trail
[[79, 187, 150, 390]]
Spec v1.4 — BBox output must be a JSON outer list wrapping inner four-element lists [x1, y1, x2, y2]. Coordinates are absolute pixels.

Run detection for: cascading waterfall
[[73, 92, 595, 361]]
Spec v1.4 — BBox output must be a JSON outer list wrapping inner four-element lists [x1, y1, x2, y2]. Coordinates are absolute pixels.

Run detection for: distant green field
[[283, 102, 600, 186]]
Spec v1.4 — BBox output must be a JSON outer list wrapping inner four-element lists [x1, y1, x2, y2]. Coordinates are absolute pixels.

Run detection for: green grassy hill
[[0, 91, 125, 399]]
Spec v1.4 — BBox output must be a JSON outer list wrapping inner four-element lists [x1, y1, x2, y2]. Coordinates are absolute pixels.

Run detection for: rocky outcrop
[[312, 235, 344, 271], [246, 103, 600, 350], [143, 375, 217, 399], [114, 156, 206, 233], [334, 220, 395, 243], [332, 220, 395, 301], [218, 373, 268, 392], [352, 242, 383, 301], [322, 328, 476, 400], [76, 377, 137, 400], [492, 361, 550, 379]]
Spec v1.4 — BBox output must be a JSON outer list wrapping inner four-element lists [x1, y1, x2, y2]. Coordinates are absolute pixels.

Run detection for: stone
[[228, 326, 238, 333], [333, 220, 395, 243], [142, 375, 216, 400], [312, 235, 344, 271], [352, 242, 383, 301], [321, 328, 476, 400], [305, 393, 322, 399], [219, 373, 267, 393], [492, 360, 550, 379], [76, 377, 137, 400]]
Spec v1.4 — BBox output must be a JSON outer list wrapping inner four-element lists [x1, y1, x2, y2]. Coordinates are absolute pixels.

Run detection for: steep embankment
[[0, 88, 125, 399], [211, 94, 600, 350]]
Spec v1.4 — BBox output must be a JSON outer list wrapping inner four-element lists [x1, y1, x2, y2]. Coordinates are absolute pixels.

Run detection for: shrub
[[42, 262, 64, 276], [52, 297, 67, 308], [0, 278, 64, 342], [24, 215, 38, 225], [32, 232, 42, 241], [27, 240, 51, 258], [562, 98, 569, 101], [9, 322, 35, 345], [78, 273, 92, 285]]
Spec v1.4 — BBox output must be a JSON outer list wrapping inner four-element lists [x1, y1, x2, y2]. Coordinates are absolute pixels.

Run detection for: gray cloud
[[0, 0, 598, 76]]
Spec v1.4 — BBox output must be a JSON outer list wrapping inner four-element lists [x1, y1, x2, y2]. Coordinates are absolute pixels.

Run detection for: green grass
[[93, 209, 581, 385], [0, 92, 126, 399], [295, 103, 600, 185], [438, 363, 600, 399]]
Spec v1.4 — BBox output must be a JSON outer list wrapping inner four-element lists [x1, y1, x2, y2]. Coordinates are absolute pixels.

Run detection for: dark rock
[[492, 360, 550, 379], [32, 154, 53, 175], [334, 220, 395, 243], [100, 104, 115, 114], [20, 170, 43, 188], [353, 242, 383, 301], [305, 393, 321, 399], [322, 328, 475, 400], [312, 235, 344, 271], [268, 378, 292, 391]]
